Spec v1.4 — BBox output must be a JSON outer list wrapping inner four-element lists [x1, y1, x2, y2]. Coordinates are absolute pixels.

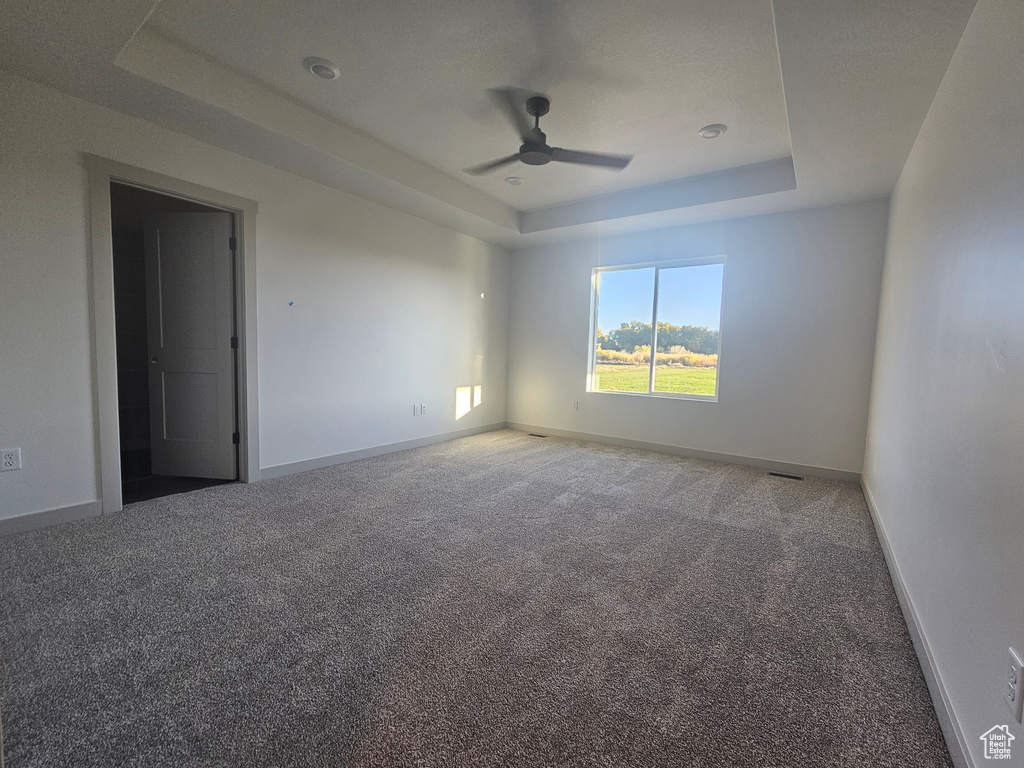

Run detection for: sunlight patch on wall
[[456, 384, 484, 420], [456, 386, 472, 420]]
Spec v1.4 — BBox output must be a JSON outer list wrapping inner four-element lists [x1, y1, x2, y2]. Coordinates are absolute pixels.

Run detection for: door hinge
[[232, 432, 240, 445], [229, 236, 237, 251], [231, 336, 239, 349]]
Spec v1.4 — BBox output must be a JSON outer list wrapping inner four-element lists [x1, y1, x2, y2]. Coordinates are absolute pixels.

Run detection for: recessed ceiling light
[[303, 57, 340, 81], [504, 176, 524, 186], [698, 124, 728, 139]]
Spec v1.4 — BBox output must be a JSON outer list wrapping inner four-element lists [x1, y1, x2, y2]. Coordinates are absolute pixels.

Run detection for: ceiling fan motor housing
[[520, 127, 552, 165], [519, 146, 552, 165]]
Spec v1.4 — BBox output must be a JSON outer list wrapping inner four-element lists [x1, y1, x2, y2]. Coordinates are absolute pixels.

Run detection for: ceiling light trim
[[698, 124, 728, 139], [303, 56, 340, 81]]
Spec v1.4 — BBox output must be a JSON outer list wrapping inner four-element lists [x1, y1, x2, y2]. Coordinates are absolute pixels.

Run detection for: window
[[588, 259, 725, 400]]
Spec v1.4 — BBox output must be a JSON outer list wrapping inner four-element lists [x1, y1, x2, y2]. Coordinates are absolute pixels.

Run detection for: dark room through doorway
[[110, 182, 240, 503]]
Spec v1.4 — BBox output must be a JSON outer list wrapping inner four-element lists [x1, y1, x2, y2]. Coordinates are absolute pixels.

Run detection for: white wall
[[0, 72, 509, 521], [863, 0, 1024, 761], [506, 199, 888, 474]]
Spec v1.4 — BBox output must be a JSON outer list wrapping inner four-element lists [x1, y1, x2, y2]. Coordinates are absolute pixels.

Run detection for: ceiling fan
[[465, 89, 633, 176]]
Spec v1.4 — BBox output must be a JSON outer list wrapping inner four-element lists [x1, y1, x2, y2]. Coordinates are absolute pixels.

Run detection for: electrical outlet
[[2, 448, 22, 471], [1007, 647, 1024, 723], [420, 403, 427, 415], [413, 404, 421, 416]]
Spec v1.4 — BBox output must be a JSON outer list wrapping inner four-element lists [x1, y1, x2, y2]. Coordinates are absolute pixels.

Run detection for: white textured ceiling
[[0, 0, 979, 247], [146, 0, 793, 210]]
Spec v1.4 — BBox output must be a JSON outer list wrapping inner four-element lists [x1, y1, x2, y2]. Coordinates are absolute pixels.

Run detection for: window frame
[[587, 256, 727, 402]]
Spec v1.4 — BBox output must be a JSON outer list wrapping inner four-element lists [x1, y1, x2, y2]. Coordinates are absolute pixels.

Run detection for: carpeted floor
[[0, 429, 951, 767]]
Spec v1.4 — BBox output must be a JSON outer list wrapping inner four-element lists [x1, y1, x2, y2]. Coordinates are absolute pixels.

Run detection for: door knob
[[151, 356, 159, 363]]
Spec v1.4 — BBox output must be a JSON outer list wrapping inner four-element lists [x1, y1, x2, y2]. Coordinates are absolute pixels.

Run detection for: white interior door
[[144, 212, 237, 479]]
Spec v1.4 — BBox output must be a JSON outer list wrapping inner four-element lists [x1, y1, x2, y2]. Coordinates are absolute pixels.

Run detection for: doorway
[[110, 183, 239, 503]]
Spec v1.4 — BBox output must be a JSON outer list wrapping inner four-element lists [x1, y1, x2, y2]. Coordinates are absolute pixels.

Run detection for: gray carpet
[[0, 429, 951, 767]]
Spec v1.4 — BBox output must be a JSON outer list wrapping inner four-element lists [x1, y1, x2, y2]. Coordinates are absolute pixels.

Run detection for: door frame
[[85, 154, 260, 512]]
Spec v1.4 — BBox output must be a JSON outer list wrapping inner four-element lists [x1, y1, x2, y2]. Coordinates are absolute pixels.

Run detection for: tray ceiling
[[146, 0, 793, 210], [0, 0, 980, 247]]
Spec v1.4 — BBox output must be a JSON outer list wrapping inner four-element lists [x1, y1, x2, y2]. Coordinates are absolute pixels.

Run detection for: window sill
[[588, 389, 718, 403]]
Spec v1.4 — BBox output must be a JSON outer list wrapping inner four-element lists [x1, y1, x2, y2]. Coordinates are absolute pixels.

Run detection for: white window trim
[[587, 256, 726, 402]]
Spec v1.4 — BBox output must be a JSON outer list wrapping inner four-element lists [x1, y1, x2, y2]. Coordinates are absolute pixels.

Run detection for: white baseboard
[[0, 500, 103, 537], [506, 422, 861, 482], [259, 421, 508, 480], [861, 479, 972, 768]]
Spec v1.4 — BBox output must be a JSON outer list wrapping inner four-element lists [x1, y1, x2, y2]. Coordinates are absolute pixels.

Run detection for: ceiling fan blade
[[551, 148, 633, 170], [463, 153, 521, 176], [487, 87, 534, 142]]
